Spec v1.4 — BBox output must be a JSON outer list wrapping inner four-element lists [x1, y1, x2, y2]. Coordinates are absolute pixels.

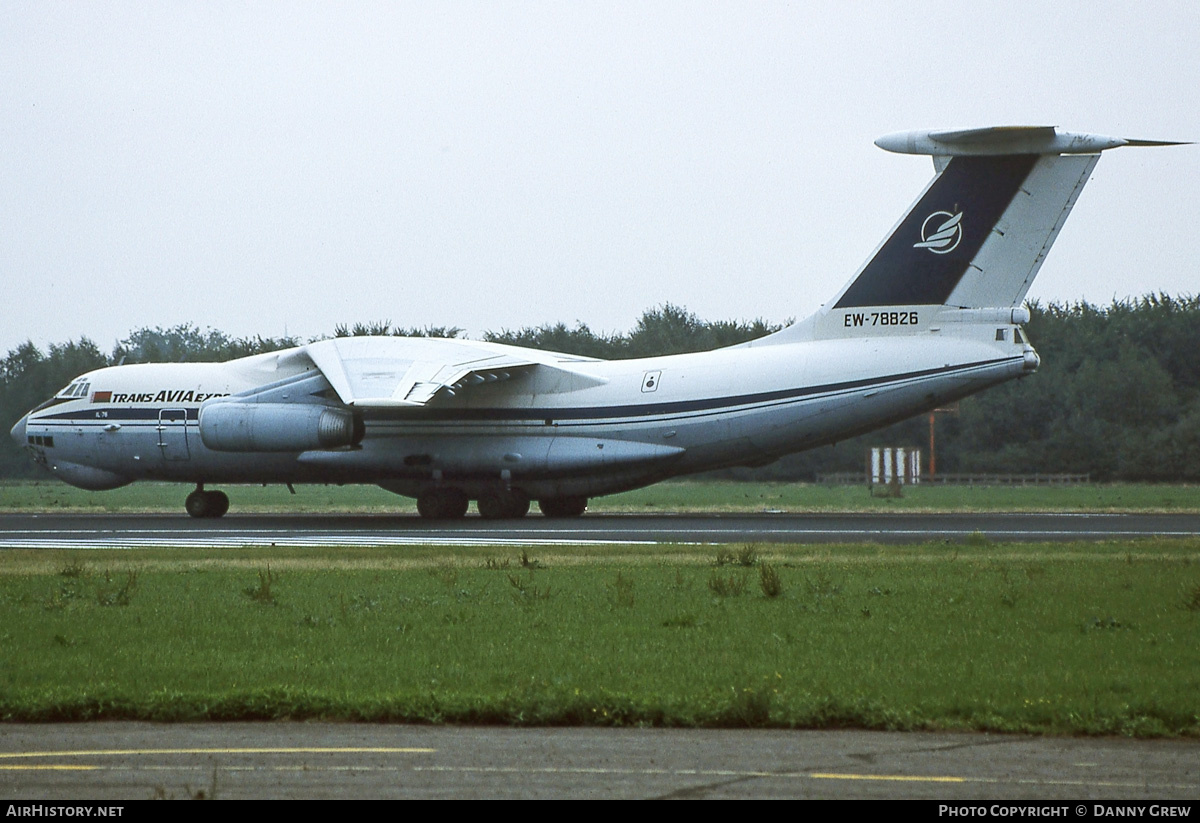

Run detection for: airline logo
[[90, 389, 229, 404], [914, 211, 963, 254]]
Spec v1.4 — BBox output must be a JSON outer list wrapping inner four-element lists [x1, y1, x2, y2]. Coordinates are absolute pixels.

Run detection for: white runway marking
[[0, 534, 666, 549], [1, 526, 1197, 549], [0, 532, 1195, 551], [3, 513, 1197, 549]]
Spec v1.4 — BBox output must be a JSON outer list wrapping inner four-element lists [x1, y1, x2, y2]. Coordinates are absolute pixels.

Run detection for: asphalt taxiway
[[1, 511, 1198, 549], [2, 723, 1198, 800]]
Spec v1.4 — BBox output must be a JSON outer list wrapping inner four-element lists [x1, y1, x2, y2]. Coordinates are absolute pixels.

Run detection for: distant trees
[[945, 295, 1200, 481], [111, 324, 301, 364], [333, 322, 464, 339], [3, 297, 1198, 480], [484, 304, 782, 359]]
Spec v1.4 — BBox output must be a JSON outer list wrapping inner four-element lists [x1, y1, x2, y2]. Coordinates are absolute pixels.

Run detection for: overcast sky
[[3, 1, 1197, 356]]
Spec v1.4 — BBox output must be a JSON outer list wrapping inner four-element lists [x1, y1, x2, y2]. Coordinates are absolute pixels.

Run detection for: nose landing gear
[[185, 485, 230, 518]]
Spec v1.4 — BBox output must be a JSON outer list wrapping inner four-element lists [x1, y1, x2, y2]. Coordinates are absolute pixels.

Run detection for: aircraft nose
[[9, 413, 28, 447]]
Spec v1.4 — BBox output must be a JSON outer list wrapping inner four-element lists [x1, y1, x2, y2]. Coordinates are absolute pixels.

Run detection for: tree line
[[3, 297, 1198, 481]]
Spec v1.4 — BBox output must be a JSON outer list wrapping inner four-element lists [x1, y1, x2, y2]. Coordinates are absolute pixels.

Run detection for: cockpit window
[[56, 380, 91, 400]]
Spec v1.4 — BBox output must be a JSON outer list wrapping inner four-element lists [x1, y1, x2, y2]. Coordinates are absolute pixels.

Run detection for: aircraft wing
[[297, 337, 607, 407]]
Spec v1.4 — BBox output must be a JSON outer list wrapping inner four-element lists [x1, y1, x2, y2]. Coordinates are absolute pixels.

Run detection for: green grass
[[1, 540, 1198, 735], [608, 480, 1200, 512], [3, 479, 1199, 513]]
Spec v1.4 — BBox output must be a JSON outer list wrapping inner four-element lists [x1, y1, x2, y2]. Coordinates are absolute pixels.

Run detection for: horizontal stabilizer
[[875, 126, 1189, 156]]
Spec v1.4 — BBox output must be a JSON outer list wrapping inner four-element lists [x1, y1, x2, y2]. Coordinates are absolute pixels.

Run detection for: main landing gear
[[476, 489, 531, 520], [185, 484, 229, 518], [416, 487, 470, 520], [537, 496, 588, 518], [413, 487, 588, 520]]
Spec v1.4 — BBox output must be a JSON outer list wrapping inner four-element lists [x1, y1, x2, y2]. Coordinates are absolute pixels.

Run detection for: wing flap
[[301, 337, 606, 407]]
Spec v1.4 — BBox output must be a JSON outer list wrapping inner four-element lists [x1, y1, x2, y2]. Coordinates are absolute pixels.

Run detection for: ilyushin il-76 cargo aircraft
[[11, 126, 1183, 519]]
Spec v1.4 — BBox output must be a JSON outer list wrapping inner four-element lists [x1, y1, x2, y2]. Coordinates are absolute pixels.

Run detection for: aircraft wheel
[[185, 490, 209, 518], [417, 488, 469, 519], [477, 490, 531, 519], [508, 493, 532, 519], [538, 496, 588, 518], [186, 489, 230, 518]]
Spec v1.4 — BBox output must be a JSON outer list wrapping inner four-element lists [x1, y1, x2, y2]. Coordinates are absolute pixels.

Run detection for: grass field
[[1, 540, 1198, 735], [3, 479, 1200, 513]]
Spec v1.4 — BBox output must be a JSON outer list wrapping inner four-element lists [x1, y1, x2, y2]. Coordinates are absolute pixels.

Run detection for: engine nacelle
[[199, 402, 359, 452]]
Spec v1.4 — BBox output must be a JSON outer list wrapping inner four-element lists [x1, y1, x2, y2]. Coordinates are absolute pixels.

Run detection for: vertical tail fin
[[766, 127, 1185, 343], [831, 150, 1093, 311]]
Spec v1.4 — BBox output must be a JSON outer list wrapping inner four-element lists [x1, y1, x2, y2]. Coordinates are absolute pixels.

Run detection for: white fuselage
[[18, 322, 1034, 500], [27, 121, 1153, 512]]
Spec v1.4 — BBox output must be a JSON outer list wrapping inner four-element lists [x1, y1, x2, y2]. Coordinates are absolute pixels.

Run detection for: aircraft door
[[157, 408, 191, 461]]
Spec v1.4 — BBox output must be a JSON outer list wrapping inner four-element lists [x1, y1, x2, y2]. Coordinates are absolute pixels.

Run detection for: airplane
[[10, 126, 1184, 519]]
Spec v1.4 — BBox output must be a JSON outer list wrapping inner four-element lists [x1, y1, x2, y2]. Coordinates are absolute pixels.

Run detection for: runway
[[2, 511, 1199, 548]]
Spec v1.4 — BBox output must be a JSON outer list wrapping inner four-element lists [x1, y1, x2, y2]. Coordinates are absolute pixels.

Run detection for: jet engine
[[199, 402, 360, 452]]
